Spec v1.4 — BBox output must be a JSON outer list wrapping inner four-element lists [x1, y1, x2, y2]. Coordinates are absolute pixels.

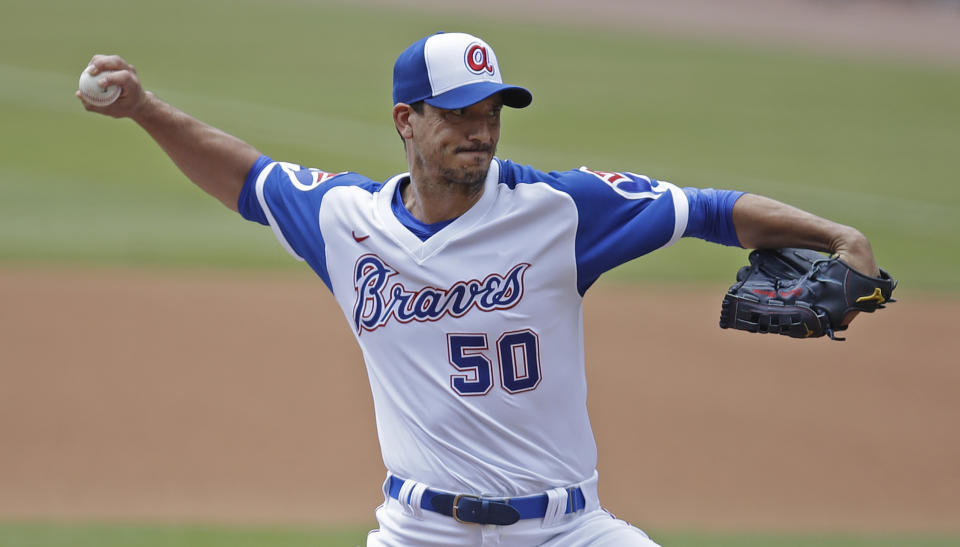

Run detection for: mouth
[[455, 145, 493, 155]]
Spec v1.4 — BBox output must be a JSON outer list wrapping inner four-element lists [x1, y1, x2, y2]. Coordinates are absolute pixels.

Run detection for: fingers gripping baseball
[[76, 54, 146, 118]]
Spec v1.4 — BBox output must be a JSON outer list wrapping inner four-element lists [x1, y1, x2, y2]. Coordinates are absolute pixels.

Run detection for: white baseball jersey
[[238, 155, 742, 497]]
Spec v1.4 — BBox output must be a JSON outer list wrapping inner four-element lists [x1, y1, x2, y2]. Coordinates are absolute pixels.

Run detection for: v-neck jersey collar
[[375, 159, 502, 263]]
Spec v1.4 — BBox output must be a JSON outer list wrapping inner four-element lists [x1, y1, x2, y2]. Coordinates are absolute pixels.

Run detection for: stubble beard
[[441, 164, 488, 191], [441, 144, 496, 191]]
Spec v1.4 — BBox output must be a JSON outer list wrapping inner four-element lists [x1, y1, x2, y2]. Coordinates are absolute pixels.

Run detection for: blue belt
[[387, 475, 586, 526]]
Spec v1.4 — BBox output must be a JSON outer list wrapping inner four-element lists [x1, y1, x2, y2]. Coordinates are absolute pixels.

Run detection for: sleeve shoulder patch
[[578, 166, 670, 200], [278, 161, 348, 191]]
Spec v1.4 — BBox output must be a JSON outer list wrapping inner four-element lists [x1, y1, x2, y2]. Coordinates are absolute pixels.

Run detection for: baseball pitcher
[[78, 31, 893, 546]]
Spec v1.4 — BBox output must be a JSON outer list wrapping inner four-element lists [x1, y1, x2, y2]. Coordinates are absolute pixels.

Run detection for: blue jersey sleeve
[[237, 155, 367, 290], [497, 162, 690, 294], [559, 167, 690, 293], [498, 161, 744, 294], [682, 187, 744, 247], [237, 155, 273, 225]]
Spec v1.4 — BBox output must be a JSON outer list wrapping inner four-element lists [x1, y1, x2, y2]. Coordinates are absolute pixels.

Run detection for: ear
[[393, 103, 415, 139]]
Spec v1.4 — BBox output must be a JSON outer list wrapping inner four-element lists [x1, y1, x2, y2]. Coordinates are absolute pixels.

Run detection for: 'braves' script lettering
[[352, 254, 529, 334]]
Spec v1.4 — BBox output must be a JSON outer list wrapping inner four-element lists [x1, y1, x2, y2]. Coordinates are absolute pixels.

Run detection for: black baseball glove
[[719, 248, 896, 340]]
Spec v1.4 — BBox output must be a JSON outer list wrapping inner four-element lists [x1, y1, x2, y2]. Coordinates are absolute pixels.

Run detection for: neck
[[403, 164, 487, 224]]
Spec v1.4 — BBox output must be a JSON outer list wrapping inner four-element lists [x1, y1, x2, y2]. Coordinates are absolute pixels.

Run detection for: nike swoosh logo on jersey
[[352, 231, 370, 243]]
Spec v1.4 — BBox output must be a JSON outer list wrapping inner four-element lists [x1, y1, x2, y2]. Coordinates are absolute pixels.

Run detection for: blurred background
[[2, 0, 959, 283], [1, 1, 958, 545]]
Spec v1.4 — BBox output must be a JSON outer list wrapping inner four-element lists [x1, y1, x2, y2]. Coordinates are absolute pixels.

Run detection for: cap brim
[[424, 82, 532, 110]]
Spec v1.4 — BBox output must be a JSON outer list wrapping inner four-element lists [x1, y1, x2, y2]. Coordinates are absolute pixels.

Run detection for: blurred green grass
[[0, 521, 363, 547], [1, 0, 958, 289], [1, 521, 958, 547]]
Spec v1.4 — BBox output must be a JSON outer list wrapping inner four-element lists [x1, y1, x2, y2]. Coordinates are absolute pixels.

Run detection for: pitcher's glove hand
[[719, 248, 896, 341]]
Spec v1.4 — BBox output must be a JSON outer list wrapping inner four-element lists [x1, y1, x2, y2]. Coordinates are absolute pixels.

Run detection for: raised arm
[[76, 55, 260, 212], [732, 193, 879, 276]]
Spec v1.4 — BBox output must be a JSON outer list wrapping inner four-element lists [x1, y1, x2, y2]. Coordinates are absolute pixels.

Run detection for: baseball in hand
[[78, 65, 121, 106]]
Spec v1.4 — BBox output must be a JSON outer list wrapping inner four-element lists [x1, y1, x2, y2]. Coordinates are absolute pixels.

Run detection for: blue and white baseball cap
[[393, 32, 532, 110]]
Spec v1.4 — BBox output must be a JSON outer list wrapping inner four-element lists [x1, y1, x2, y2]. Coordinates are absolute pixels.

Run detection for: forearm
[[77, 55, 261, 212], [732, 193, 879, 276], [132, 92, 260, 212]]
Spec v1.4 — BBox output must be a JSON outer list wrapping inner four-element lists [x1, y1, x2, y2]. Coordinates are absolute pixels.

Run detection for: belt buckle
[[451, 493, 481, 524]]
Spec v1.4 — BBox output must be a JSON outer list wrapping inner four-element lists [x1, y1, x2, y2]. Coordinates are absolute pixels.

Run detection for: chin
[[444, 165, 489, 187]]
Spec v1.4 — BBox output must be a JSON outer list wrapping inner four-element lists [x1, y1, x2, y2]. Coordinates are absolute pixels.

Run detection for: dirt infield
[[1, 266, 957, 533]]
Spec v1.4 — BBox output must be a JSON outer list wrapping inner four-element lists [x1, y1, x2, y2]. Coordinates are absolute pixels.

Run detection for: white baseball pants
[[366, 473, 661, 546]]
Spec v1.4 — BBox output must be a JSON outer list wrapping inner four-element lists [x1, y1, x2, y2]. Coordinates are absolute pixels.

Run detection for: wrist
[[832, 227, 879, 276], [130, 91, 161, 124]]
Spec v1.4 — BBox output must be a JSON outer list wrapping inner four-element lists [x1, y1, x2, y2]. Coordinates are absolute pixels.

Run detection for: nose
[[467, 120, 490, 143]]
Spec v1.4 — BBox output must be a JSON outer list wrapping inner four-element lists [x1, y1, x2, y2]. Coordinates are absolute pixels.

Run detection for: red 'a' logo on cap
[[465, 43, 495, 75]]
